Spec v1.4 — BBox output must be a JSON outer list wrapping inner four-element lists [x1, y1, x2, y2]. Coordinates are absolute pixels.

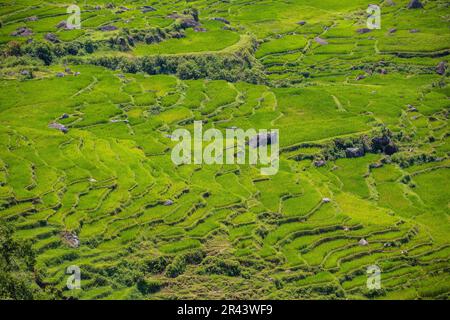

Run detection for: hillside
[[0, 0, 449, 300]]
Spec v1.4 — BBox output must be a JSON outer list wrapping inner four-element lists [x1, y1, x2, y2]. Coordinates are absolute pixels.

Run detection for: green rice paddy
[[0, 0, 449, 300]]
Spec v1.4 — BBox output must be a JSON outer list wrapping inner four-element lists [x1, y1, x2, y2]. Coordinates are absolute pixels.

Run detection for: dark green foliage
[[201, 256, 241, 277], [0, 220, 47, 300], [136, 278, 162, 294], [165, 249, 205, 278], [144, 256, 169, 274]]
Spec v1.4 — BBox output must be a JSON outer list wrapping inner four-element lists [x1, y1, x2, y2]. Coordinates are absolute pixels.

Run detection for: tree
[[24, 42, 53, 65], [0, 220, 49, 299], [176, 59, 201, 80], [4, 41, 22, 57]]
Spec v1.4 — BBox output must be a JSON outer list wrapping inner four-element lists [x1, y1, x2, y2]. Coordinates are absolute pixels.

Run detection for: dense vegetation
[[0, 0, 448, 300]]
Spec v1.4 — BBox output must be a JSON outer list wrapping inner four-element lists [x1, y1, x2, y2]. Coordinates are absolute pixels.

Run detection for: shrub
[[136, 278, 162, 295], [201, 256, 241, 277]]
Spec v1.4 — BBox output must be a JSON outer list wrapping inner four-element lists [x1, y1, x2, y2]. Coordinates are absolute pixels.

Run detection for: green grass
[[0, 0, 448, 301]]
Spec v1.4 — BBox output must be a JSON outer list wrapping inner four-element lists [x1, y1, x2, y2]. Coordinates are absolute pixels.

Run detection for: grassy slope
[[0, 0, 449, 300]]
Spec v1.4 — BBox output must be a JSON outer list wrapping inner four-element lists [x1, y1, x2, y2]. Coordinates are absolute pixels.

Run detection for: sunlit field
[[0, 0, 449, 300]]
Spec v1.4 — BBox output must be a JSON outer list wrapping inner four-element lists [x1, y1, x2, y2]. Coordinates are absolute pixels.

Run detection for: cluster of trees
[[1, 40, 98, 65], [77, 48, 265, 83], [200, 256, 242, 277], [0, 220, 55, 299], [321, 128, 398, 161], [108, 26, 186, 52]]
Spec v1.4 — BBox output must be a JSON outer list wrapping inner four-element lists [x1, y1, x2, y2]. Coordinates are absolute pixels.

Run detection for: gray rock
[[142, 6, 156, 13], [314, 37, 328, 45], [25, 16, 38, 22], [194, 27, 207, 32], [249, 132, 278, 149], [48, 122, 68, 134], [314, 160, 326, 167], [212, 17, 230, 24], [164, 200, 174, 206], [45, 32, 59, 43], [436, 61, 447, 75], [407, 0, 423, 9], [357, 28, 372, 34], [359, 238, 369, 246], [11, 27, 33, 37], [345, 147, 365, 158], [99, 25, 118, 31]]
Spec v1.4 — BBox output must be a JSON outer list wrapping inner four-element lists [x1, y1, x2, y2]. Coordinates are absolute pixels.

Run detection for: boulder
[[142, 6, 156, 13], [25, 16, 38, 22], [164, 200, 174, 206], [345, 147, 365, 158], [389, 28, 397, 34], [407, 0, 423, 9], [359, 238, 369, 246], [297, 21, 306, 26], [436, 61, 447, 75], [357, 28, 372, 34], [45, 32, 59, 43], [249, 132, 278, 149], [11, 27, 33, 37], [98, 25, 118, 31], [369, 162, 383, 169], [314, 37, 328, 45], [407, 104, 418, 112], [61, 231, 80, 248], [56, 20, 74, 30], [48, 122, 68, 134], [212, 17, 230, 24], [194, 27, 207, 32], [314, 160, 326, 167], [180, 18, 200, 28]]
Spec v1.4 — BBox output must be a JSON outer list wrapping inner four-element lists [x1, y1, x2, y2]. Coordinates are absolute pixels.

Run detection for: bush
[[144, 256, 169, 274], [0, 220, 53, 299], [136, 278, 162, 295], [177, 59, 202, 79], [165, 255, 187, 278], [201, 256, 241, 277]]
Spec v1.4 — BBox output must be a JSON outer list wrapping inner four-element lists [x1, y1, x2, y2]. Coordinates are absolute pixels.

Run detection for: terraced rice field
[[0, 0, 449, 299]]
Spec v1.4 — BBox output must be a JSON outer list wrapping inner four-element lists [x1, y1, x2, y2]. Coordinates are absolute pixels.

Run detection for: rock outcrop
[[407, 0, 423, 9]]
